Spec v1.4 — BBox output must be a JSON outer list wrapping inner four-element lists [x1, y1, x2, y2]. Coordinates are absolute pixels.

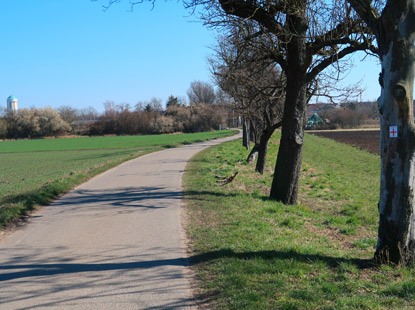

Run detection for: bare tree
[[187, 80, 217, 105], [57, 106, 79, 125], [214, 88, 233, 106], [347, 0, 415, 265], [103, 100, 118, 118], [211, 26, 284, 174], [144, 97, 163, 112], [79, 107, 99, 120]]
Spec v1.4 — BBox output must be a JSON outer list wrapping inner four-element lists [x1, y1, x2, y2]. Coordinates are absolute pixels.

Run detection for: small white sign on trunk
[[390, 126, 398, 138]]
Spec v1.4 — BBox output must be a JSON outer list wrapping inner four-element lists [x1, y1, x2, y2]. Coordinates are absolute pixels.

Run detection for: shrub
[[149, 116, 175, 134], [319, 107, 369, 129], [184, 104, 225, 132], [6, 108, 71, 139], [87, 103, 226, 136], [0, 118, 7, 139]]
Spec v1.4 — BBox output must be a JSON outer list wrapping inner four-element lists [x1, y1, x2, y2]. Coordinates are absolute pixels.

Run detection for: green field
[[0, 130, 235, 228], [184, 132, 415, 310], [0, 131, 234, 153]]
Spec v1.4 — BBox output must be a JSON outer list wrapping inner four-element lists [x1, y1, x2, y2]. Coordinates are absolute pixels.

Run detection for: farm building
[[306, 113, 324, 129]]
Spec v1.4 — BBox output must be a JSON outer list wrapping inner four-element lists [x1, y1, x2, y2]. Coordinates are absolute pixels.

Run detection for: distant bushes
[[0, 101, 228, 139], [311, 101, 380, 130], [167, 104, 224, 133], [89, 103, 226, 135], [0, 118, 7, 138], [2, 108, 71, 139], [320, 108, 368, 128]]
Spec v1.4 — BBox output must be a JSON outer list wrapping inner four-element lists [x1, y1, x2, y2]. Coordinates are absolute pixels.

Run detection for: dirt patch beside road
[[308, 129, 380, 155]]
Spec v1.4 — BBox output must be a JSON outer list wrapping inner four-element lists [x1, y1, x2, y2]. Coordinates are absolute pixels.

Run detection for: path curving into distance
[[0, 132, 241, 310]]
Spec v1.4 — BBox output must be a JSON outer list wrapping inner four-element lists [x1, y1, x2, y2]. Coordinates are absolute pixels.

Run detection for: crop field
[[308, 129, 380, 155], [0, 130, 235, 228], [1, 148, 148, 198], [0, 131, 234, 153]]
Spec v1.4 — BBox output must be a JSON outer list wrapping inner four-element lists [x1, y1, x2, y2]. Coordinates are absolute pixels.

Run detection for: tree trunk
[[255, 128, 275, 174], [269, 14, 308, 204], [247, 144, 259, 163], [249, 120, 256, 144], [242, 117, 250, 150], [375, 6, 415, 265]]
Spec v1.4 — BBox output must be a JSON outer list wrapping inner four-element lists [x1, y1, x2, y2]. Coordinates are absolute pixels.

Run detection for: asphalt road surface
[[0, 132, 241, 310]]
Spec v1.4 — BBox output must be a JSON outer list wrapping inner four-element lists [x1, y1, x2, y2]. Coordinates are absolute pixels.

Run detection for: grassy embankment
[[184, 132, 415, 310], [0, 130, 236, 229]]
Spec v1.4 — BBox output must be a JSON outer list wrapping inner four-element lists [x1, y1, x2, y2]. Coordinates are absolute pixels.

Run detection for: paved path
[[0, 132, 241, 310]]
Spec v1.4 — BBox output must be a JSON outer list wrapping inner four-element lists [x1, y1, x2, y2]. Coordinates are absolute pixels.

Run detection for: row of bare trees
[[210, 24, 284, 174], [205, 1, 376, 190], [196, 0, 415, 265], [201, 0, 376, 205]]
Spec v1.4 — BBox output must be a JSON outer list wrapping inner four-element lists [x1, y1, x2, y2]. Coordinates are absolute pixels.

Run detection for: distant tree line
[[88, 96, 227, 136], [0, 81, 232, 139]]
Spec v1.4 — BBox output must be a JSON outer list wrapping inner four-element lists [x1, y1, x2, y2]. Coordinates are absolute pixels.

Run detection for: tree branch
[[218, 0, 285, 35], [271, 120, 283, 130], [308, 21, 373, 55], [306, 40, 375, 83], [347, 0, 379, 30]]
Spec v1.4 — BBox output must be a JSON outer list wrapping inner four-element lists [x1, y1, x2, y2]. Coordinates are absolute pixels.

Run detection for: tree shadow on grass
[[183, 190, 239, 199], [187, 248, 378, 308], [189, 248, 376, 270]]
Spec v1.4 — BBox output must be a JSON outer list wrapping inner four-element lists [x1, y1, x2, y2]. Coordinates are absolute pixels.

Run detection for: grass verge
[[0, 130, 236, 229], [184, 131, 415, 310]]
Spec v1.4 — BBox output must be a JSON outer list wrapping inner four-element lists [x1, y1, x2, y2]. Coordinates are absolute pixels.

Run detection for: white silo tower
[[7, 95, 18, 111]]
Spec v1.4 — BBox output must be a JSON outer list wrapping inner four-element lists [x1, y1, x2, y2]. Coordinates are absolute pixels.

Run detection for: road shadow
[[48, 187, 182, 213], [0, 246, 198, 309], [0, 258, 188, 282]]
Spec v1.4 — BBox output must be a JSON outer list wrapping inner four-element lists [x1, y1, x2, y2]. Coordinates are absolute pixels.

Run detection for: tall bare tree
[[187, 80, 217, 105], [347, 0, 415, 265]]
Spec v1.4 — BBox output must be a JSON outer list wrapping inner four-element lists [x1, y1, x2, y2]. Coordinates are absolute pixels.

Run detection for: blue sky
[[1, 0, 216, 112], [1, 0, 382, 112]]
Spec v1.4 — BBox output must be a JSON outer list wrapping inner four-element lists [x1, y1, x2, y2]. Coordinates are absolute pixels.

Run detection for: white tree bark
[[375, 2, 415, 264]]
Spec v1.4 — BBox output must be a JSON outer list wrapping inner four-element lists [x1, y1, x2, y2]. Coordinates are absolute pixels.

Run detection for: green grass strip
[[184, 132, 415, 310]]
